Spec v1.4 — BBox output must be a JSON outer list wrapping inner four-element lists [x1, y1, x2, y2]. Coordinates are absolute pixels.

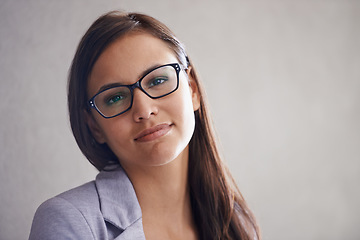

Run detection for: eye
[[105, 93, 126, 106], [149, 77, 168, 87]]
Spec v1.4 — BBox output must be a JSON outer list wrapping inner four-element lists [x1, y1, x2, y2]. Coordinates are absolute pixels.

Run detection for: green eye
[[106, 94, 125, 106], [149, 77, 168, 87]]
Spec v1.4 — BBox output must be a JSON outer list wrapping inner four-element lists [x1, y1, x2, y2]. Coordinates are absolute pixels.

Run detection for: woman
[[29, 11, 261, 240]]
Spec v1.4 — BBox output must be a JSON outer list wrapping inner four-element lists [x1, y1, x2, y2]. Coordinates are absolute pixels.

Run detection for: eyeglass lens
[[93, 64, 179, 118]]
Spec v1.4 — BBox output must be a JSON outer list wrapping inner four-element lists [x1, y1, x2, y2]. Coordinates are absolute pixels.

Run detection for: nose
[[131, 88, 158, 122]]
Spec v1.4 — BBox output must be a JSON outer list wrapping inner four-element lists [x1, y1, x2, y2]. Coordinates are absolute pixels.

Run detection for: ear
[[84, 111, 106, 144], [187, 67, 201, 111]]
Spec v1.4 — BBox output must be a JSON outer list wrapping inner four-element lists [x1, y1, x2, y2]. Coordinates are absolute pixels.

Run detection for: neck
[[122, 146, 198, 239]]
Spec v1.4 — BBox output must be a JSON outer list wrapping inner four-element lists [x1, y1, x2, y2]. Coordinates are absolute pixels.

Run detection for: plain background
[[1, 0, 359, 239]]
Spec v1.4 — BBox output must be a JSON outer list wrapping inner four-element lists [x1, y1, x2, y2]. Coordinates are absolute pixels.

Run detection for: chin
[[116, 138, 190, 169]]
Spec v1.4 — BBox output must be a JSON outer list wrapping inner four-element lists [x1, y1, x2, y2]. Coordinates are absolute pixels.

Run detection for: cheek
[[100, 120, 134, 162], [97, 118, 129, 146], [172, 84, 196, 134]]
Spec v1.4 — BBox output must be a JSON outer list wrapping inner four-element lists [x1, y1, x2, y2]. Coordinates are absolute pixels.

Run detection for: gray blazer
[[29, 166, 146, 240]]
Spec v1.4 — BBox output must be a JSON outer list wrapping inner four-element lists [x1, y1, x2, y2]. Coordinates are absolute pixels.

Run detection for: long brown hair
[[68, 11, 260, 240]]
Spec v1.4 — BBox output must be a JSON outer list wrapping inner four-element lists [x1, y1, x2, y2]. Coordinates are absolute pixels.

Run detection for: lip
[[134, 123, 172, 142]]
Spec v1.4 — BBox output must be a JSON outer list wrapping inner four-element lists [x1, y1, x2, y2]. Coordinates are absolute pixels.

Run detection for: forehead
[[87, 32, 178, 96]]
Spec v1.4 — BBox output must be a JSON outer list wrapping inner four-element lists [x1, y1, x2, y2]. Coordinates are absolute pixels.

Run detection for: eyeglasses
[[88, 63, 181, 118]]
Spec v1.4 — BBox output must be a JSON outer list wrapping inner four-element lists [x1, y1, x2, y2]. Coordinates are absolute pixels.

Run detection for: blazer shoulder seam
[[56, 196, 97, 240]]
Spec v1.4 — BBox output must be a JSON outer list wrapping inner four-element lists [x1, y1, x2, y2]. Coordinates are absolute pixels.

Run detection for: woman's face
[[86, 32, 200, 169]]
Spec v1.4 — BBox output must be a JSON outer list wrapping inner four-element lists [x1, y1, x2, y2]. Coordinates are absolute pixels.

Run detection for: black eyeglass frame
[[88, 63, 181, 119]]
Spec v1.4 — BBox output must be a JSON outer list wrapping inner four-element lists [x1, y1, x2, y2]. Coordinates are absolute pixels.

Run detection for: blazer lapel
[[95, 165, 146, 239]]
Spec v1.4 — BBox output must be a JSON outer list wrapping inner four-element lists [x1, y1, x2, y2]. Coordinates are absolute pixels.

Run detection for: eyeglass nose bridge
[[129, 80, 141, 92], [128, 80, 154, 99]]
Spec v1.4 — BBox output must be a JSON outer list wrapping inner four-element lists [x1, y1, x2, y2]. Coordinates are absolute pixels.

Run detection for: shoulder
[[29, 181, 108, 240], [56, 180, 100, 209], [29, 166, 145, 240]]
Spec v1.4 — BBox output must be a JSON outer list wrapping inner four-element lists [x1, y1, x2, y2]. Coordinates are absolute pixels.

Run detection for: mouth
[[134, 123, 172, 142]]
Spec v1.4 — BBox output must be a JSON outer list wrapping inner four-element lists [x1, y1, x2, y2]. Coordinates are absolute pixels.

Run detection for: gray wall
[[1, 0, 359, 239]]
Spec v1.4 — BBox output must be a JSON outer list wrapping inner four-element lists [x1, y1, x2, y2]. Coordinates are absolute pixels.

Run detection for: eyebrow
[[96, 63, 162, 93]]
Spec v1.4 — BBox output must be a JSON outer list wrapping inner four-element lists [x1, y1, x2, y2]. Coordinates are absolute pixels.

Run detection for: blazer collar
[[95, 165, 142, 230]]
